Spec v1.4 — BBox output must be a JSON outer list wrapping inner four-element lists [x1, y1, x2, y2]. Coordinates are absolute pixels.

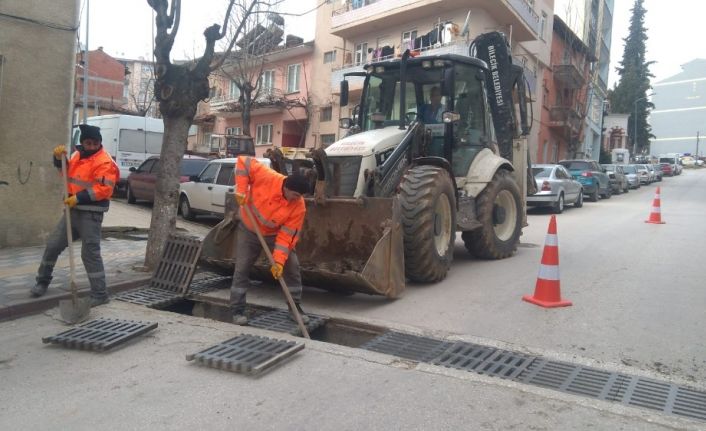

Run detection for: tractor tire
[[462, 169, 522, 259], [398, 165, 456, 283]]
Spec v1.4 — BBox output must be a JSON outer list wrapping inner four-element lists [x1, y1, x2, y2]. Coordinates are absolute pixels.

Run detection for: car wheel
[[126, 184, 136, 204], [179, 195, 195, 220], [589, 187, 599, 202], [623, 184, 629, 193], [552, 193, 565, 214], [573, 189, 583, 208], [601, 186, 612, 199]]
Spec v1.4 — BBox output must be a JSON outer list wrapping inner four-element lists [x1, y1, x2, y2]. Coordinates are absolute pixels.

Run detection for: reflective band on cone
[[523, 215, 572, 308]]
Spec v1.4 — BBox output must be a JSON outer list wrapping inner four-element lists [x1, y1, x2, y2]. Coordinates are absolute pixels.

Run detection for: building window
[[321, 134, 336, 147], [355, 42, 368, 65], [256, 123, 273, 145], [229, 81, 240, 100], [323, 51, 336, 64], [401, 30, 417, 46], [540, 12, 547, 41], [320, 106, 332, 122], [261, 70, 275, 94], [225, 127, 241, 135], [287, 64, 301, 93]]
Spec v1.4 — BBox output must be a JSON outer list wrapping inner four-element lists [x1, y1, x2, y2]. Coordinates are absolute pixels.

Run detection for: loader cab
[[341, 55, 496, 178]]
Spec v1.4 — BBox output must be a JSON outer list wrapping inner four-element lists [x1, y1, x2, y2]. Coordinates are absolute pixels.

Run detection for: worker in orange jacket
[[231, 156, 310, 325], [31, 124, 120, 306]]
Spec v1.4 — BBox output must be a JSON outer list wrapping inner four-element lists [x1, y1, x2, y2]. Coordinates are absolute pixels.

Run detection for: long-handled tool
[[240, 203, 310, 339], [58, 155, 91, 324]]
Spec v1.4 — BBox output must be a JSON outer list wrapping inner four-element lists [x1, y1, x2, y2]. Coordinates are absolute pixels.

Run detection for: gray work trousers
[[36, 209, 107, 299], [230, 223, 302, 310]]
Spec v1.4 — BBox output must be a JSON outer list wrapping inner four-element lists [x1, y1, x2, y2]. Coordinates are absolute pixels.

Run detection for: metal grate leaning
[[42, 318, 157, 352], [248, 309, 327, 336], [186, 334, 304, 375], [361, 331, 452, 363]]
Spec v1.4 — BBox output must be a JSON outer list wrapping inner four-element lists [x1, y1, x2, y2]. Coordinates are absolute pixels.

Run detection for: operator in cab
[[231, 155, 311, 326]]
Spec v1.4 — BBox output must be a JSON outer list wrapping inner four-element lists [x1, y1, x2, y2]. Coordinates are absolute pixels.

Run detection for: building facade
[[602, 113, 630, 151], [118, 57, 159, 118], [536, 16, 593, 163], [74, 47, 129, 122], [193, 41, 314, 157], [311, 0, 554, 156], [555, 0, 614, 160], [0, 0, 80, 246], [650, 59, 706, 157]]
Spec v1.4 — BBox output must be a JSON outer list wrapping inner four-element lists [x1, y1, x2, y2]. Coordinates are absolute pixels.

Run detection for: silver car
[[649, 163, 663, 182], [622, 164, 641, 189], [528, 164, 583, 213], [635, 164, 652, 184]]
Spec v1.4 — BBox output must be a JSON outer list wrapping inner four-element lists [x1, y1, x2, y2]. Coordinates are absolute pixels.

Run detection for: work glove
[[53, 145, 67, 160], [235, 193, 247, 205], [270, 263, 284, 280], [64, 195, 78, 208]]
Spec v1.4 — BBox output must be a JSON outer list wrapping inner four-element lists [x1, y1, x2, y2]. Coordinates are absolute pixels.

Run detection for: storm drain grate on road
[[361, 331, 453, 363], [518, 358, 706, 422], [149, 234, 202, 294], [248, 309, 327, 336], [114, 287, 183, 308], [186, 334, 304, 375], [431, 342, 534, 379], [42, 318, 157, 352], [187, 275, 232, 296]]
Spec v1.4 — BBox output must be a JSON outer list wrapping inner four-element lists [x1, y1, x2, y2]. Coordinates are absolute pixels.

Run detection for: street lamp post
[[633, 93, 655, 158]]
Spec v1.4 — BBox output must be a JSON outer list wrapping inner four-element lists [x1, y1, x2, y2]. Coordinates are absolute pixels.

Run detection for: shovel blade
[[58, 297, 91, 324]]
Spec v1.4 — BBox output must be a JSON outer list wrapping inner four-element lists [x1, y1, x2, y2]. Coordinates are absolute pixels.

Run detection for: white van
[[658, 153, 683, 175], [72, 115, 165, 189], [611, 148, 630, 164]]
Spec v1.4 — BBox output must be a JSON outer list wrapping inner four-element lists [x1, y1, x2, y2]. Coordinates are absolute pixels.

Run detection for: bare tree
[[144, 0, 260, 268]]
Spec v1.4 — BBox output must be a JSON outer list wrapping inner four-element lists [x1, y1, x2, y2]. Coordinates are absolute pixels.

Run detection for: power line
[[0, 11, 78, 32], [278, 0, 328, 17]]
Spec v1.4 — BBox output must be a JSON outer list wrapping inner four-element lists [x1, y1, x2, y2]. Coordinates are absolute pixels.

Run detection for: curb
[[0, 276, 151, 322]]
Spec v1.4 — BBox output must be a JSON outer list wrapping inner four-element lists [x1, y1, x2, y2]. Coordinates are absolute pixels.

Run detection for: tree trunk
[[242, 91, 252, 137]]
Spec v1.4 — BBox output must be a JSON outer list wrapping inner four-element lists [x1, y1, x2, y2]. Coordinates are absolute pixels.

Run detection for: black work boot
[[90, 296, 110, 307], [288, 302, 310, 325], [233, 305, 248, 326], [30, 283, 48, 298]]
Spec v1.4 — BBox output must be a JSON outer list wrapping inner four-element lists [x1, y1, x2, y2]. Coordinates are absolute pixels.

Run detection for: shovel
[[58, 155, 91, 324], [240, 203, 310, 339]]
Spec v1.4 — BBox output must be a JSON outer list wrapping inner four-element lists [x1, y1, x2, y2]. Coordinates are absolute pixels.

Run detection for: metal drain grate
[[149, 234, 202, 294], [248, 309, 327, 336], [186, 334, 304, 375], [187, 275, 232, 296], [519, 358, 706, 421], [114, 287, 182, 308], [431, 342, 533, 379], [361, 331, 452, 363], [42, 318, 157, 352]]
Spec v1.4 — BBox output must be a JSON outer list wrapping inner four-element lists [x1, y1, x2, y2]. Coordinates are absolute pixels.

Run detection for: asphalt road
[[107, 170, 706, 386]]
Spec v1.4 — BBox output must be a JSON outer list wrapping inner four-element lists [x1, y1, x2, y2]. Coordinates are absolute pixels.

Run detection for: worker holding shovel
[[231, 156, 310, 326], [31, 124, 119, 307]]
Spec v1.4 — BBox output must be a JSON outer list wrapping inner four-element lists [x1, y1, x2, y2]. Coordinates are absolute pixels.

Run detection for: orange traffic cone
[[523, 215, 572, 308], [645, 186, 666, 224]]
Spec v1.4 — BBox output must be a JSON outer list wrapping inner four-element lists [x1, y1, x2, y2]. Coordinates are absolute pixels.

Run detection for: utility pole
[[697, 131, 700, 158], [82, 0, 90, 124]]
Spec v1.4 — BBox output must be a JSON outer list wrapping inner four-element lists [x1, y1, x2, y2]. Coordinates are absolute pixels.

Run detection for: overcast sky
[[81, 0, 704, 88]]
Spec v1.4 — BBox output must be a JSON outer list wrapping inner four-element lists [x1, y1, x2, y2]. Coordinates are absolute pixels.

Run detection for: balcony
[[548, 106, 583, 135], [331, 0, 539, 42], [207, 88, 305, 117], [553, 57, 586, 89]]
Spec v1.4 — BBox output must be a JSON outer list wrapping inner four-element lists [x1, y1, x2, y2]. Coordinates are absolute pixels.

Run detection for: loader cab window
[[362, 74, 415, 131], [451, 64, 488, 176]]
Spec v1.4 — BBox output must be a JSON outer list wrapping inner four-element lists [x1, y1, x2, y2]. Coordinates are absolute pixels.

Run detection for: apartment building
[[536, 15, 593, 163], [310, 0, 554, 155], [118, 57, 159, 118], [555, 0, 614, 160], [650, 59, 706, 157], [193, 40, 314, 157], [74, 47, 129, 122]]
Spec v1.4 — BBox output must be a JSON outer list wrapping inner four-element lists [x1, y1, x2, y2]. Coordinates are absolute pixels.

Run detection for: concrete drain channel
[[162, 299, 706, 422]]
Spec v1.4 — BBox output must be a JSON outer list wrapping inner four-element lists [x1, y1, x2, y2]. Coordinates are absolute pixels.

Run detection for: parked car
[[178, 157, 271, 219], [126, 155, 208, 204], [527, 164, 583, 213], [648, 164, 663, 181], [635, 164, 652, 184], [622, 164, 641, 189], [558, 159, 611, 201], [602, 164, 629, 194], [660, 162, 674, 177]]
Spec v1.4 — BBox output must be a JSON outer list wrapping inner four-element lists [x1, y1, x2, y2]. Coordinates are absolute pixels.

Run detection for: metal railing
[[507, 0, 541, 34]]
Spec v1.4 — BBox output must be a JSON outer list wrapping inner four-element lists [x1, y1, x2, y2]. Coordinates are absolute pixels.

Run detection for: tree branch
[[211, 0, 259, 71]]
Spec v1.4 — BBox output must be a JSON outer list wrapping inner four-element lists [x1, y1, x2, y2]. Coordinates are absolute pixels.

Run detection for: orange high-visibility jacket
[[235, 156, 306, 266], [66, 148, 120, 212]]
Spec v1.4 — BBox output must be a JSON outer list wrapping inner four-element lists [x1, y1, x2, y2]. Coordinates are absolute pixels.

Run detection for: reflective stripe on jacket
[[235, 156, 306, 265], [66, 148, 120, 212]]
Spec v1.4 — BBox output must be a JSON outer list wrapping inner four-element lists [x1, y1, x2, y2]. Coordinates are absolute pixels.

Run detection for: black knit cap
[[78, 124, 102, 142], [283, 173, 310, 195]]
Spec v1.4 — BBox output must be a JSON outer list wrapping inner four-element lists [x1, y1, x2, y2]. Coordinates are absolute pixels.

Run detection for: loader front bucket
[[200, 196, 405, 298]]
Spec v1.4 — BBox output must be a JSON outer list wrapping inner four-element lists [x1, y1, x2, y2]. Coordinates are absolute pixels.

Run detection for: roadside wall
[[0, 0, 80, 247]]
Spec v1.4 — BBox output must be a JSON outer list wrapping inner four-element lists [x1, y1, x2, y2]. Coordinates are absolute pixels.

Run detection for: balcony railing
[[549, 106, 583, 134], [507, 0, 541, 35], [209, 88, 288, 112]]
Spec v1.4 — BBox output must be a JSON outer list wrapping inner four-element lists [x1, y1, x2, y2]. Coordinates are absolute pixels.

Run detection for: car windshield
[[532, 167, 552, 178], [623, 166, 637, 173], [180, 159, 209, 176], [560, 161, 590, 171]]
